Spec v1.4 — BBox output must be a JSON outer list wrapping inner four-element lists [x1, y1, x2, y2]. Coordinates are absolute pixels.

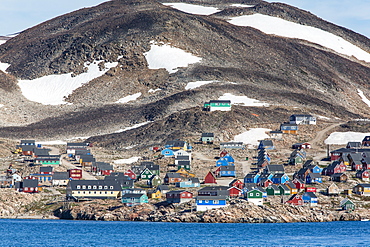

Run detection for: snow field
[[185, 81, 216, 90], [234, 128, 272, 148], [18, 60, 118, 105], [357, 89, 370, 108], [325, 132, 370, 145], [218, 93, 269, 106], [228, 14, 370, 63], [115, 121, 152, 133], [113, 157, 141, 164], [144, 43, 202, 73], [115, 92, 142, 104], [162, 3, 220, 15]]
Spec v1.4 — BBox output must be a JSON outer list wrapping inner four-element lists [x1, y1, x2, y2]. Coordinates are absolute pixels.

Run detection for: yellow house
[[148, 190, 162, 199], [285, 181, 298, 195], [66, 180, 121, 200], [176, 168, 195, 178]]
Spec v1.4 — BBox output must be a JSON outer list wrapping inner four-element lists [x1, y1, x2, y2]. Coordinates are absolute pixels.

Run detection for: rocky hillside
[[0, 0, 369, 149]]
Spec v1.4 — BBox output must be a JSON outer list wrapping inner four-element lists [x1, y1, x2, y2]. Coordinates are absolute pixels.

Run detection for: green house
[[246, 189, 263, 205], [140, 168, 154, 180], [121, 193, 148, 206], [177, 161, 191, 171], [204, 100, 231, 112], [266, 185, 281, 196], [201, 133, 214, 144], [35, 155, 61, 165], [340, 198, 355, 211], [278, 184, 291, 195], [148, 175, 162, 187]]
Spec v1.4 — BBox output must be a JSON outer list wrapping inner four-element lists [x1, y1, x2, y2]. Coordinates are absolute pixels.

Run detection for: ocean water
[[2, 219, 370, 246]]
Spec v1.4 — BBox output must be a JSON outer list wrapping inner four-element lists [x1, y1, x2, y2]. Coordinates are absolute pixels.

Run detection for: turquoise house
[[121, 193, 148, 206]]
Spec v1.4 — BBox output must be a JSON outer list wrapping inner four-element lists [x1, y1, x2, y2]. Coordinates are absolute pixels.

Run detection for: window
[[93, 185, 97, 189], [99, 186, 102, 189], [110, 186, 113, 189], [104, 186, 108, 189], [111, 192, 113, 194], [88, 185, 92, 189], [214, 200, 219, 204], [82, 185, 86, 189], [77, 185, 81, 189], [205, 200, 209, 203]]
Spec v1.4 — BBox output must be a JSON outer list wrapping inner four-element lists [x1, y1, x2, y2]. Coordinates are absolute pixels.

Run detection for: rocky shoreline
[[54, 199, 367, 223]]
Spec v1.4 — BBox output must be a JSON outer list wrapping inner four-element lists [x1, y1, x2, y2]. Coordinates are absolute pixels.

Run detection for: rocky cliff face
[[55, 199, 364, 223]]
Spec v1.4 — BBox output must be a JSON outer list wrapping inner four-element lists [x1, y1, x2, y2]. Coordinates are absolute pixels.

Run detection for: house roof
[[68, 180, 121, 191], [355, 183, 370, 188], [34, 149, 51, 156], [53, 172, 69, 180], [220, 166, 235, 171], [260, 140, 274, 146], [165, 172, 182, 178], [96, 162, 113, 170], [40, 166, 53, 173], [303, 192, 317, 198], [21, 140, 36, 144], [122, 193, 146, 198], [267, 184, 280, 191], [176, 156, 190, 161], [166, 190, 192, 195], [165, 140, 186, 147], [209, 100, 231, 104], [157, 185, 170, 191], [23, 179, 38, 187], [308, 173, 321, 178], [198, 186, 228, 192], [196, 195, 227, 200], [331, 173, 347, 178], [201, 133, 214, 138], [278, 184, 290, 191], [347, 142, 362, 148], [265, 164, 284, 173]]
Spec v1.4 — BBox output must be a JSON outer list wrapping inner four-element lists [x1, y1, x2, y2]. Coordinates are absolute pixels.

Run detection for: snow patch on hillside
[[36, 140, 67, 145], [18, 60, 118, 105], [325, 132, 370, 145], [218, 93, 269, 106], [185, 81, 216, 90], [357, 89, 370, 107], [114, 157, 140, 164], [163, 3, 220, 15], [115, 121, 152, 133], [144, 43, 202, 73], [234, 128, 271, 147], [0, 62, 10, 73], [116, 92, 142, 104], [229, 14, 370, 63], [148, 88, 161, 93], [231, 4, 254, 8]]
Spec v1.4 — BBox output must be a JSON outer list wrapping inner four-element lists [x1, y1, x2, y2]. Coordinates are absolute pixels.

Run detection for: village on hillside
[[2, 102, 370, 218]]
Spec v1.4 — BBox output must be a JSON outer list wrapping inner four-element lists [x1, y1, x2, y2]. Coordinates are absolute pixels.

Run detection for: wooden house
[[164, 172, 182, 185], [292, 178, 305, 191], [229, 179, 244, 189], [35, 155, 61, 165], [161, 148, 175, 157], [306, 173, 322, 184], [244, 173, 260, 184], [66, 143, 88, 155], [21, 178, 39, 193], [246, 189, 263, 205], [66, 180, 121, 200], [94, 162, 114, 176], [284, 181, 298, 194], [20, 140, 36, 146], [124, 169, 137, 180], [175, 156, 190, 165], [278, 184, 291, 195], [289, 150, 305, 166], [271, 173, 289, 184], [259, 178, 273, 188], [31, 173, 52, 185], [203, 171, 217, 184], [165, 140, 191, 151], [147, 190, 162, 199], [356, 170, 370, 181], [330, 173, 348, 182], [40, 166, 53, 175], [0, 176, 13, 188], [346, 142, 362, 149], [176, 168, 195, 178], [228, 186, 243, 198], [280, 123, 298, 134], [122, 188, 146, 196], [340, 198, 355, 211], [266, 184, 281, 196], [362, 136, 370, 147], [258, 140, 275, 150], [204, 100, 231, 112], [166, 190, 193, 204], [68, 169, 82, 180], [198, 186, 229, 198], [348, 153, 364, 171], [327, 183, 340, 196], [361, 157, 370, 170], [139, 168, 154, 180], [177, 160, 191, 171], [147, 175, 162, 187], [289, 114, 316, 125], [122, 193, 149, 206], [79, 155, 95, 169], [302, 192, 318, 206], [21, 145, 35, 156], [33, 148, 51, 158], [294, 167, 310, 180], [176, 178, 200, 188], [196, 195, 228, 211], [292, 142, 311, 150], [174, 150, 191, 159], [323, 161, 346, 176], [286, 194, 304, 206], [201, 133, 214, 144], [157, 185, 170, 195], [52, 172, 69, 186], [264, 164, 285, 175], [353, 184, 370, 196], [217, 166, 236, 177]]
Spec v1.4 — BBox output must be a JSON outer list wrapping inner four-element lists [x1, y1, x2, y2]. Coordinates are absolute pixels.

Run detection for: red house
[[323, 161, 346, 176], [259, 179, 273, 188], [124, 169, 137, 180], [356, 170, 370, 181], [286, 194, 304, 206], [305, 187, 317, 192], [292, 142, 311, 149], [228, 186, 242, 198], [229, 179, 244, 189], [203, 171, 217, 184], [68, 169, 82, 180], [22, 177, 39, 193], [292, 178, 305, 190]]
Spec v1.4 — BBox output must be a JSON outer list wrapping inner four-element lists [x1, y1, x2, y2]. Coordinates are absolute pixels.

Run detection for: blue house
[[244, 173, 260, 184], [161, 148, 175, 157], [196, 195, 228, 211], [302, 192, 318, 206], [216, 158, 229, 167], [271, 173, 290, 184], [257, 173, 273, 183], [306, 173, 322, 184], [175, 178, 200, 188], [218, 166, 236, 177], [223, 154, 235, 164], [309, 165, 323, 174], [258, 140, 275, 150]]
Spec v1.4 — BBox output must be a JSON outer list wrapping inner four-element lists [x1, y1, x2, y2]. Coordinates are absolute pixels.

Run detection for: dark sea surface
[[2, 219, 370, 246]]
